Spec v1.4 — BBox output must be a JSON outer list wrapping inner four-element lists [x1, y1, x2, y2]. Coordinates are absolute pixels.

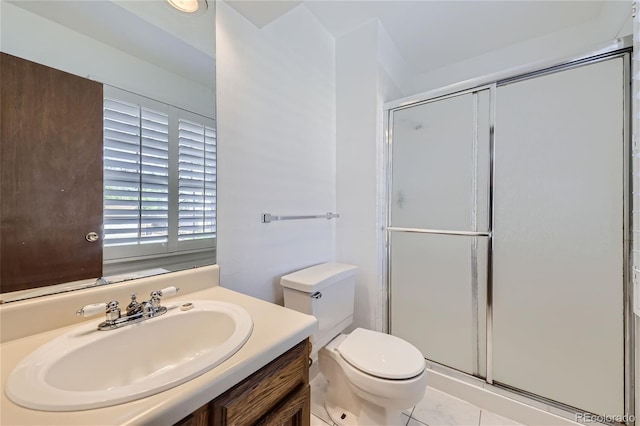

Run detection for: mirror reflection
[[0, 0, 216, 302]]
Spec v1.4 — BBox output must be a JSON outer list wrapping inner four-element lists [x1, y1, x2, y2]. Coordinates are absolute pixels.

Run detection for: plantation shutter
[[103, 98, 169, 247], [178, 118, 217, 241]]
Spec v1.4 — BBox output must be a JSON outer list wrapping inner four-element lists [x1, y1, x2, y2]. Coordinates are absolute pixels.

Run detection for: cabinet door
[[0, 53, 103, 292], [256, 385, 310, 426], [210, 340, 308, 425], [174, 404, 209, 426]]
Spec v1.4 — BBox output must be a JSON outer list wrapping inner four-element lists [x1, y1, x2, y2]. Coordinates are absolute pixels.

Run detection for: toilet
[[280, 263, 427, 426]]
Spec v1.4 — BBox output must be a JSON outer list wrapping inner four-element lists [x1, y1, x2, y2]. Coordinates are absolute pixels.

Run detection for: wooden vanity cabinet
[[175, 339, 311, 426]]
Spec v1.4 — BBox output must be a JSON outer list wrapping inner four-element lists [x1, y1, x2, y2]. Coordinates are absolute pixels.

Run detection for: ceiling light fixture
[[167, 0, 207, 14]]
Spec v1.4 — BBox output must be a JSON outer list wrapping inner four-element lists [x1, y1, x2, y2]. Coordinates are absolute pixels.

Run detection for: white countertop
[[0, 286, 317, 425]]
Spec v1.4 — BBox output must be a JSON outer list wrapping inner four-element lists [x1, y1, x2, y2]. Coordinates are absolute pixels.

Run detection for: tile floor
[[310, 375, 522, 426]]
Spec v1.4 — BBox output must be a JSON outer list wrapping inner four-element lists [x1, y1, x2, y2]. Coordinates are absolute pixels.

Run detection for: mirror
[[0, 0, 216, 302]]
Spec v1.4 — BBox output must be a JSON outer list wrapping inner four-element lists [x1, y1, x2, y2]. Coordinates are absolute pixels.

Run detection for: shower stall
[[385, 40, 632, 420]]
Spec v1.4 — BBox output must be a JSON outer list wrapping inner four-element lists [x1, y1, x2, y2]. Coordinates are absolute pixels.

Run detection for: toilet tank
[[280, 263, 357, 351]]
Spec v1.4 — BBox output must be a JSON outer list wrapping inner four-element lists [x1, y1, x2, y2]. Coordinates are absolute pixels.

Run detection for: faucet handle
[[76, 303, 107, 317], [149, 286, 179, 309], [159, 286, 179, 297], [76, 300, 120, 321], [150, 286, 179, 300]]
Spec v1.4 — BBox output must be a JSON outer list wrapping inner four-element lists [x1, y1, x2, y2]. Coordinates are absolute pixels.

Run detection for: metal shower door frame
[[384, 38, 634, 422]]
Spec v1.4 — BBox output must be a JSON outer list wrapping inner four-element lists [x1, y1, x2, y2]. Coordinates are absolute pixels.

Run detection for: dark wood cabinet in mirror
[[0, 0, 216, 302]]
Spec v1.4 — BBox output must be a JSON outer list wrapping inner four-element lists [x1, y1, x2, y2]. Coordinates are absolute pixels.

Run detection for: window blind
[[103, 98, 169, 247], [178, 118, 217, 241]]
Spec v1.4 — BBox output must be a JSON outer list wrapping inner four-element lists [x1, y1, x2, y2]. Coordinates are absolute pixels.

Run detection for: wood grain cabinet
[[175, 339, 311, 426]]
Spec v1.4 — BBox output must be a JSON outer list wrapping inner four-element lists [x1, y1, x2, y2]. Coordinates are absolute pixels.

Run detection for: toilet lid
[[337, 328, 426, 380]]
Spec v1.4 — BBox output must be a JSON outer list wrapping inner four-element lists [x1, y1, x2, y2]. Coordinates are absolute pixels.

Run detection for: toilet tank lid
[[280, 263, 357, 293]]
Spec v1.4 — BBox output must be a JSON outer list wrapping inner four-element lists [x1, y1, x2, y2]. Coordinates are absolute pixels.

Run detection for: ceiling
[[11, 0, 609, 85], [308, 1, 603, 74], [7, 0, 215, 87], [228, 0, 605, 75]]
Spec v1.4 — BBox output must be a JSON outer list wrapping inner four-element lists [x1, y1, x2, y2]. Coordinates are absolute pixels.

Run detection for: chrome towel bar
[[262, 212, 340, 223]]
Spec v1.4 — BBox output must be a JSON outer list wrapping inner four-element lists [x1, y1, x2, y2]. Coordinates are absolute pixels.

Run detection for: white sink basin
[[6, 300, 253, 411]]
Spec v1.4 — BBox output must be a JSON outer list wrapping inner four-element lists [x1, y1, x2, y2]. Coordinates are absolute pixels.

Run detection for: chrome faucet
[[76, 286, 180, 331]]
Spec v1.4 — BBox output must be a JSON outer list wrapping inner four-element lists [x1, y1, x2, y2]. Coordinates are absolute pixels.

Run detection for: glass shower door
[[492, 57, 625, 416], [388, 53, 629, 418], [389, 90, 490, 376]]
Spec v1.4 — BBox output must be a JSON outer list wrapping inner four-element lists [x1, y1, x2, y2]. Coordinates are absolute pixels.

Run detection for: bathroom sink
[[5, 300, 253, 411]]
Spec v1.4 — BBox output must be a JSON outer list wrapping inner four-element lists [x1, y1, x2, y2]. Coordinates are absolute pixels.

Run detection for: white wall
[[215, 1, 336, 304], [0, 2, 213, 117], [215, 5, 397, 325], [334, 20, 403, 332], [335, 20, 380, 331]]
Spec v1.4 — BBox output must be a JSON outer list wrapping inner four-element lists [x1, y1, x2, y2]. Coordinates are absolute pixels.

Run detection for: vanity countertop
[[0, 286, 317, 425]]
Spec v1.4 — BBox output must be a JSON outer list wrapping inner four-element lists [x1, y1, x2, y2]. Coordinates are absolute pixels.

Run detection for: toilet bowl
[[319, 329, 427, 426], [280, 263, 427, 425]]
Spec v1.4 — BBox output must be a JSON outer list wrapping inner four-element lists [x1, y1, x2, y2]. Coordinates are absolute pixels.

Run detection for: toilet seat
[[337, 328, 425, 380], [321, 337, 427, 410]]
